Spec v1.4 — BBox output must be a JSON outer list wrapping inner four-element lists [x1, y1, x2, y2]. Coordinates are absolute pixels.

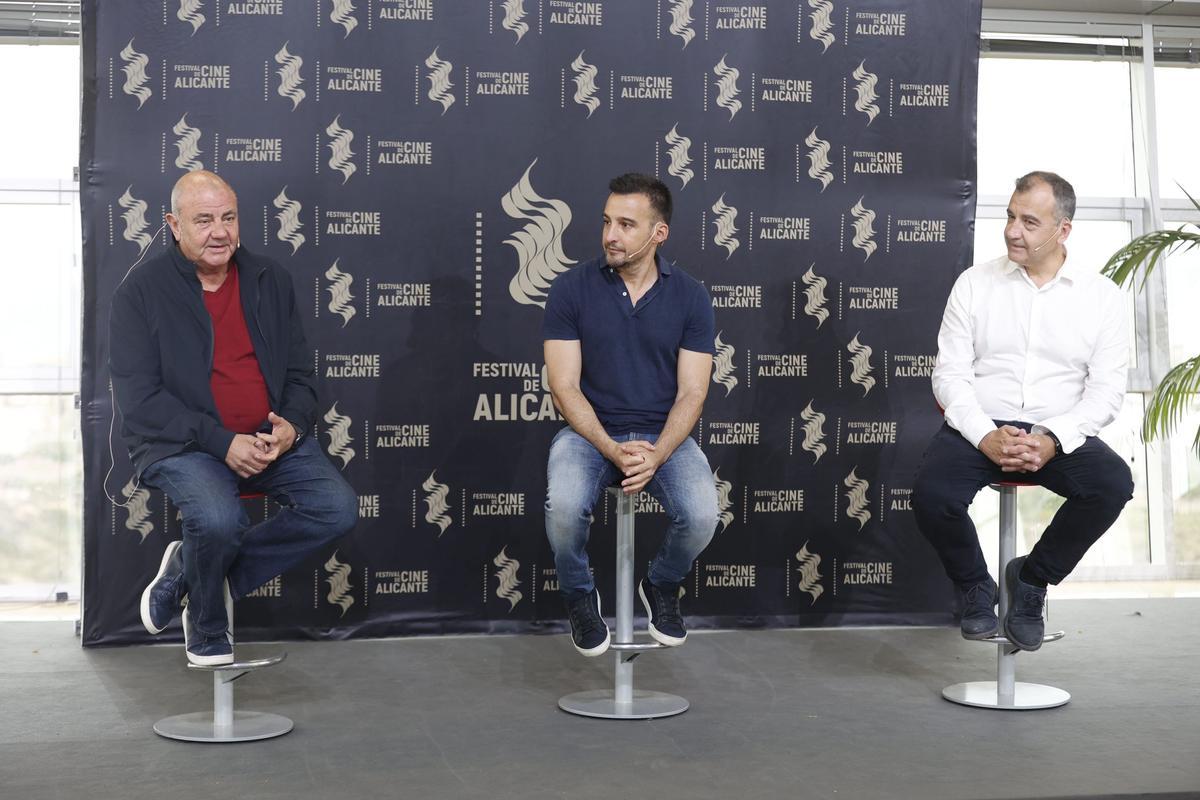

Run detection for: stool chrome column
[[942, 482, 1070, 710], [559, 487, 689, 720], [155, 493, 294, 742]]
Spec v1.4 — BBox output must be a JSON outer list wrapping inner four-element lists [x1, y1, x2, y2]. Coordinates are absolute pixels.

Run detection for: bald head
[[166, 170, 240, 275], [171, 169, 236, 215]]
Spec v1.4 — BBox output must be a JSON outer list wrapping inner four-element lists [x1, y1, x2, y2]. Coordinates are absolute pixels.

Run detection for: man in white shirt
[[912, 171, 1133, 650]]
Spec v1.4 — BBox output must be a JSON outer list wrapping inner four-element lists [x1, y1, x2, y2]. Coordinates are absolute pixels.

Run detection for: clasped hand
[[610, 439, 661, 495], [224, 411, 297, 478], [980, 425, 1055, 473]]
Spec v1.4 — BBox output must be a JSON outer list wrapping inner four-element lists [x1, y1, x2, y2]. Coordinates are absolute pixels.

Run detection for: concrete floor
[[2, 598, 1198, 799]]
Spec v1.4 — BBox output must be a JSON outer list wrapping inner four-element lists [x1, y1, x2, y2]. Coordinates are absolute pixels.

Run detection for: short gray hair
[[1014, 171, 1075, 222]]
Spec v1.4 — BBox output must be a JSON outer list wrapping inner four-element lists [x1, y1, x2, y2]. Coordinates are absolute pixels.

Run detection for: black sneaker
[[140, 540, 184, 635], [564, 588, 611, 657], [181, 580, 235, 666], [639, 578, 687, 646], [958, 577, 999, 640], [1004, 556, 1046, 652]]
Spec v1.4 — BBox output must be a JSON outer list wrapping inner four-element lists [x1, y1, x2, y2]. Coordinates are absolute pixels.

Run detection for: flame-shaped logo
[[801, 265, 829, 328], [805, 126, 834, 191], [799, 400, 827, 464], [324, 551, 354, 616], [664, 123, 694, 190], [325, 115, 357, 184], [714, 468, 734, 533], [422, 470, 453, 536], [570, 51, 600, 118], [119, 39, 152, 109], [502, 159, 576, 308], [712, 331, 739, 397], [713, 55, 742, 120], [844, 468, 871, 530], [177, 0, 205, 34], [121, 477, 154, 542], [273, 187, 305, 255], [847, 333, 876, 396], [330, 0, 358, 37], [850, 196, 877, 260], [172, 113, 203, 172], [711, 193, 740, 259], [275, 42, 306, 110], [500, 0, 529, 43], [325, 259, 356, 327], [667, 0, 696, 48], [118, 186, 153, 256], [795, 541, 824, 604], [493, 546, 523, 610], [323, 402, 356, 469], [425, 47, 456, 114], [808, 0, 835, 53], [852, 60, 880, 125]]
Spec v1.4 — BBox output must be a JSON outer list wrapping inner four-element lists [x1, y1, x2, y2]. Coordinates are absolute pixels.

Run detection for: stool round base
[[153, 711, 294, 742], [942, 681, 1070, 710], [558, 690, 689, 719]]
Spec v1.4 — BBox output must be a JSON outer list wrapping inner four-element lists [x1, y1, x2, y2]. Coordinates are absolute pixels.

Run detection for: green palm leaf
[[1143, 355, 1200, 448]]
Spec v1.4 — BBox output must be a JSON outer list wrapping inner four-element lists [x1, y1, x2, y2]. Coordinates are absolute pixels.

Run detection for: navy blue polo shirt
[[542, 254, 715, 436]]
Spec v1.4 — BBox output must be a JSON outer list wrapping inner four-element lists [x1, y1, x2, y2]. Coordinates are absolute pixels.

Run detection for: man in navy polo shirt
[[543, 173, 719, 657]]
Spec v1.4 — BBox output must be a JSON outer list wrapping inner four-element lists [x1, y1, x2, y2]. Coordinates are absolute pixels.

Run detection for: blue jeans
[[142, 436, 358, 637], [544, 428, 719, 596]]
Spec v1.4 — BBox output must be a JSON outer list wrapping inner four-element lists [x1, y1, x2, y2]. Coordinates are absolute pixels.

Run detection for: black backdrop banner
[[81, 0, 981, 646]]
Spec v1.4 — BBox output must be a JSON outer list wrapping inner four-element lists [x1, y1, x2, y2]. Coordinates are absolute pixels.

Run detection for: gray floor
[[2, 599, 1198, 800]]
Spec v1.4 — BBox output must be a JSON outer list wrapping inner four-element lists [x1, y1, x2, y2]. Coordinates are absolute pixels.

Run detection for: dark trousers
[[912, 421, 1134, 587]]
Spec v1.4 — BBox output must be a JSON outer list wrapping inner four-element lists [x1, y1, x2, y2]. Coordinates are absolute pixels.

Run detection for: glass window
[[1154, 63, 1200, 201], [978, 54, 1136, 198], [0, 45, 80, 180], [1164, 241, 1200, 564]]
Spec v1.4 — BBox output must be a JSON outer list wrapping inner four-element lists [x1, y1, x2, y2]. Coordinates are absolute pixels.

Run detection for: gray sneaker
[[1003, 556, 1046, 651], [959, 577, 999, 640]]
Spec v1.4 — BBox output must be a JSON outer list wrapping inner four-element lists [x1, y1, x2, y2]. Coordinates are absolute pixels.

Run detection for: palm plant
[[1102, 191, 1200, 447]]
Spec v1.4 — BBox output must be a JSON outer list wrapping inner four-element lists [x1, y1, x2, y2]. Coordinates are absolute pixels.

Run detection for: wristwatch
[[1045, 430, 1063, 456]]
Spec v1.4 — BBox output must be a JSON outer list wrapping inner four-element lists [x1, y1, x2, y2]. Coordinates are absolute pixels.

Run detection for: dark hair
[[608, 173, 673, 224], [1014, 171, 1076, 221]]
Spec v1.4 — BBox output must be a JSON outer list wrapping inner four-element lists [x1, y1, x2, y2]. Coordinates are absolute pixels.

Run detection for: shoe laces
[[963, 582, 992, 611], [1021, 591, 1045, 615], [652, 585, 682, 627], [568, 595, 604, 637]]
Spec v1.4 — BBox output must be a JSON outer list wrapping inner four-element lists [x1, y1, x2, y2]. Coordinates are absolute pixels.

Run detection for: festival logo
[[121, 478, 154, 542], [805, 127, 834, 190], [847, 333, 876, 396], [323, 402, 356, 468], [177, 0, 206, 34], [273, 186, 305, 254], [500, 0, 529, 43], [714, 467, 734, 533], [851, 60, 881, 125], [325, 115, 358, 184], [844, 468, 871, 530], [795, 542, 824, 604], [493, 546, 524, 610], [119, 39, 153, 109], [172, 114, 203, 172], [850, 196, 877, 260], [808, 0, 836, 52], [801, 265, 829, 327], [666, 0, 695, 48], [423, 470, 453, 535], [274, 42, 306, 110], [710, 194, 740, 259], [570, 51, 601, 117], [712, 331, 738, 396], [799, 400, 827, 463], [424, 48, 456, 113], [324, 259, 356, 327], [330, 0, 359, 37], [664, 124, 694, 189], [502, 159, 575, 307], [713, 55, 742, 120], [118, 186, 154, 256], [324, 550, 354, 616]]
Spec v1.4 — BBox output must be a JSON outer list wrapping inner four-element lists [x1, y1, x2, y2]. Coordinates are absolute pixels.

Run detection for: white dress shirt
[[932, 252, 1128, 454]]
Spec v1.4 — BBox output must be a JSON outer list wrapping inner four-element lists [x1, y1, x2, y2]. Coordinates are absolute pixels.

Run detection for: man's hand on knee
[[980, 426, 1037, 472], [225, 433, 274, 478], [618, 440, 661, 495]]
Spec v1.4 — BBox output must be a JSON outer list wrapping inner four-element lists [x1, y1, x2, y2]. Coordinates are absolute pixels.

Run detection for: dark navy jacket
[[109, 243, 317, 478]]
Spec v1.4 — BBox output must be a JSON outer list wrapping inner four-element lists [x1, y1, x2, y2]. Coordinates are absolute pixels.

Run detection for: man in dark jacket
[[110, 170, 357, 665]]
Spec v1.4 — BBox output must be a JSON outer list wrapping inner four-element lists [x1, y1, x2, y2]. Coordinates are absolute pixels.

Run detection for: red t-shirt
[[202, 263, 271, 434]]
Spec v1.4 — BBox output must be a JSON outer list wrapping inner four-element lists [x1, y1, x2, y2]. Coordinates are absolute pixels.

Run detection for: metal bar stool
[[942, 481, 1070, 710], [154, 493, 293, 742], [558, 487, 689, 720]]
